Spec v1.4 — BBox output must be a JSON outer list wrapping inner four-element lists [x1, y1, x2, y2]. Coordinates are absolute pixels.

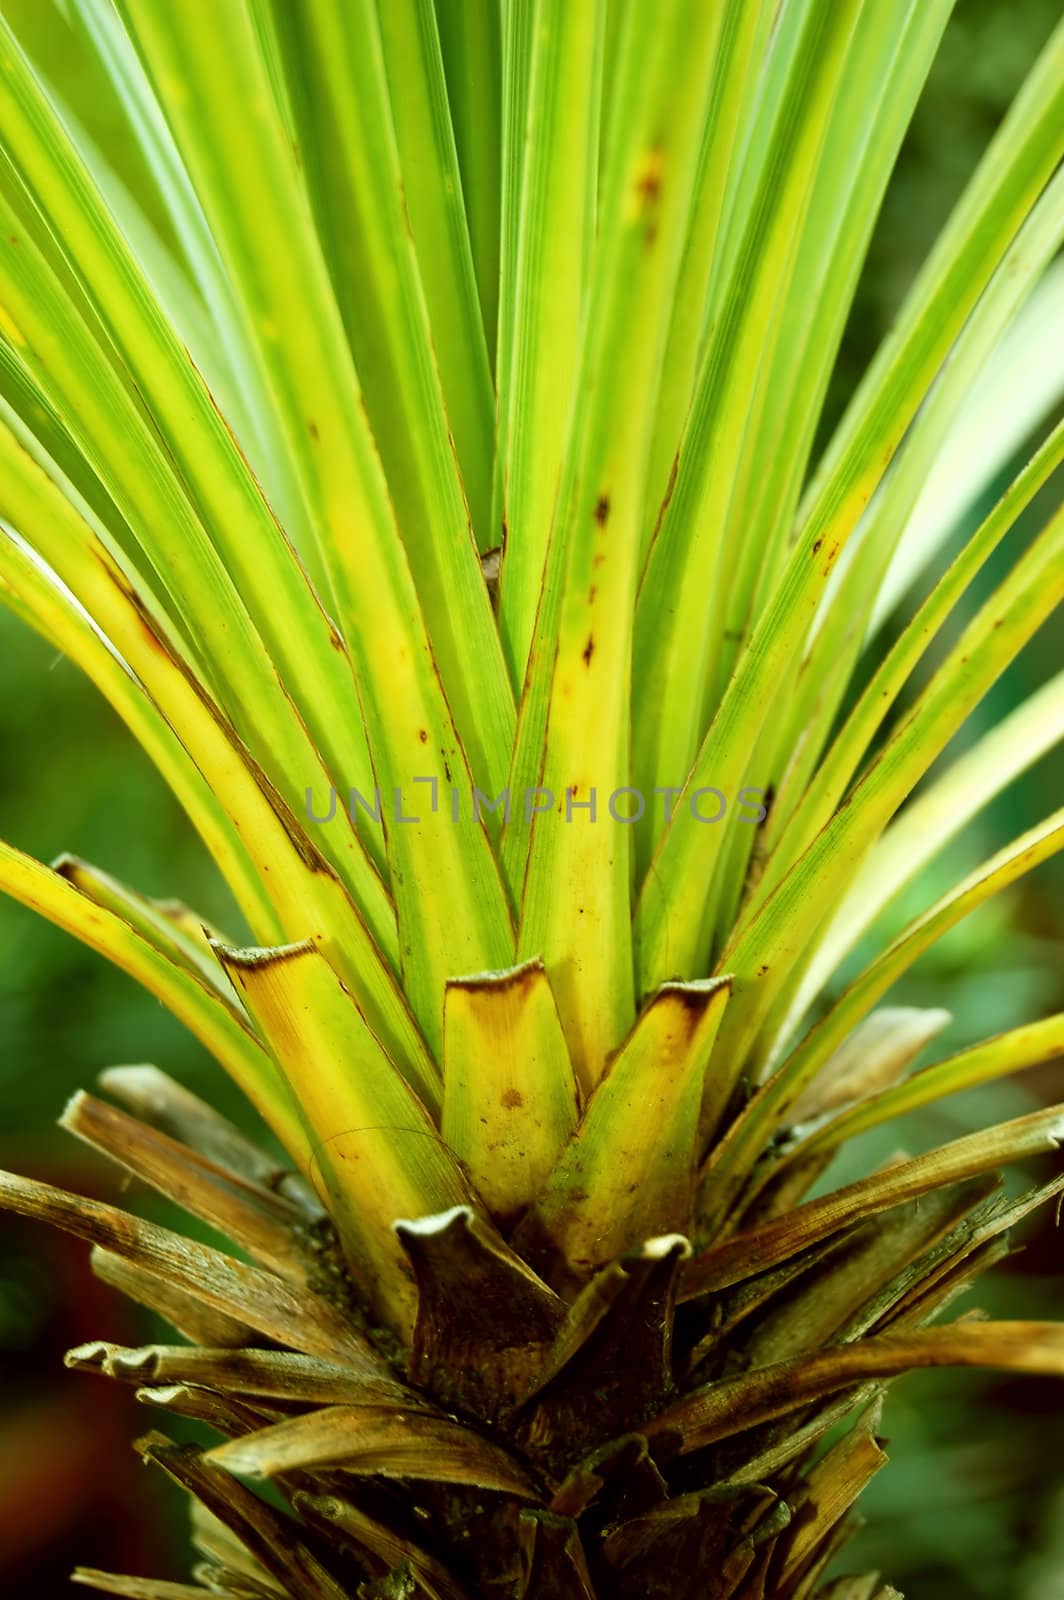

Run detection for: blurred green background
[[0, 0, 1062, 1595]]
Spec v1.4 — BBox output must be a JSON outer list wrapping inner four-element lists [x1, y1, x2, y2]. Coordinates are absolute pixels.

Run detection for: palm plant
[[0, 0, 1063, 1594]]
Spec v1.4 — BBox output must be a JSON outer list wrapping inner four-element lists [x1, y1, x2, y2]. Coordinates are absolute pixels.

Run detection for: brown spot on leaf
[[582, 635, 595, 667], [635, 148, 664, 208], [594, 495, 611, 527], [308, 420, 320, 442], [501, 1088, 524, 1110]]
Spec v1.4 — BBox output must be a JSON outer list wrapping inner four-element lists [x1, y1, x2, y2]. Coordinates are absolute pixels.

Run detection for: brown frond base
[[5, 1068, 1061, 1600]]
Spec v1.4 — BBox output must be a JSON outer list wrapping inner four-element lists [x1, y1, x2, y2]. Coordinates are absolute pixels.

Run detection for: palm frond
[[0, 3, 1062, 1596]]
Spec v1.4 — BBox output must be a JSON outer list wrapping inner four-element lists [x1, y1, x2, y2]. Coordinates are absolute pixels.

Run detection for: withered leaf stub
[[90, 1247, 259, 1347], [395, 1205, 565, 1415], [517, 1237, 689, 1463], [599, 1484, 779, 1600], [206, 1402, 542, 1499], [517, 1511, 596, 1599], [646, 1321, 1064, 1454], [138, 1434, 349, 1600], [135, 1382, 284, 1440], [736, 1177, 999, 1369], [295, 1492, 472, 1600], [863, 1174, 1064, 1340], [549, 1434, 667, 1524], [63, 1090, 311, 1279], [768, 1402, 886, 1593], [682, 1104, 1064, 1299], [713, 1378, 886, 1495], [94, 1343, 403, 1404], [0, 1168, 365, 1361], [98, 1064, 322, 1217], [188, 1501, 293, 1593]]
